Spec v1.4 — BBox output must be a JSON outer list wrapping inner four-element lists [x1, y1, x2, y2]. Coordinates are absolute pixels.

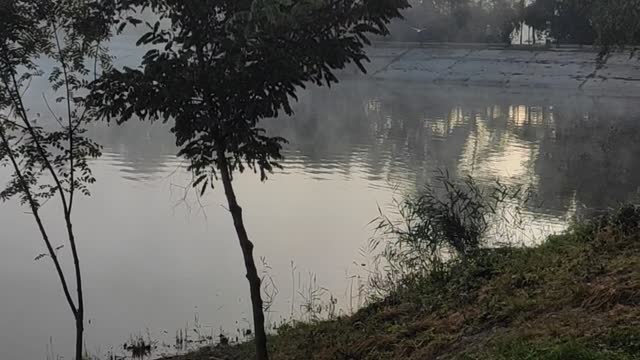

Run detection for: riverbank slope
[[353, 43, 640, 97], [163, 206, 640, 359]]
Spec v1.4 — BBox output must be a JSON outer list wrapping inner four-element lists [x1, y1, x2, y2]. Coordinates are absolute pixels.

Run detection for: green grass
[[463, 339, 637, 360], [164, 206, 640, 360]]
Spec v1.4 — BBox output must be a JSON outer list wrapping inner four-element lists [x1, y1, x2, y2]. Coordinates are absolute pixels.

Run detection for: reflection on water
[[92, 80, 640, 218], [3, 80, 640, 360], [278, 82, 640, 217], [90, 121, 180, 180]]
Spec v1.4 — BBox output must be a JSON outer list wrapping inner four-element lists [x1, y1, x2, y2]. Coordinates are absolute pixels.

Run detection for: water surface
[[1, 80, 639, 359]]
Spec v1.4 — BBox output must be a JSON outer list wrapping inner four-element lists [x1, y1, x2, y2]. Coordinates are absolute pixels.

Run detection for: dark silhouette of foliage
[[522, 0, 553, 35], [590, 0, 640, 52], [522, 0, 595, 45], [521, 0, 640, 51], [553, 0, 595, 45], [88, 1, 408, 359], [0, 1, 111, 358]]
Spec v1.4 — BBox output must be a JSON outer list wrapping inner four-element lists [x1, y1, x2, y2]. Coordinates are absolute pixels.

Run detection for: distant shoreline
[[370, 41, 600, 52], [345, 43, 640, 96]]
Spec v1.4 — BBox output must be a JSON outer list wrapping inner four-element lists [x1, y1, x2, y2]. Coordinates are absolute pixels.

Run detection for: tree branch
[[52, 21, 75, 213]]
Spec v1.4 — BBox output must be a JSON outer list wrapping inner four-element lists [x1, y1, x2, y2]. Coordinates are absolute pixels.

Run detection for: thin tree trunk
[[75, 316, 83, 360], [55, 24, 85, 359], [217, 150, 269, 360], [533, 28, 536, 45], [67, 221, 84, 360], [191, 26, 267, 357]]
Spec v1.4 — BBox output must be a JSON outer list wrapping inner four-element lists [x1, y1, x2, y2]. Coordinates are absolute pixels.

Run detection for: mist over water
[[2, 75, 639, 359]]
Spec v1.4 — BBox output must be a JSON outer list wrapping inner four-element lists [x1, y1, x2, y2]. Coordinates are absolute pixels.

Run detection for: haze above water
[[1, 79, 639, 359]]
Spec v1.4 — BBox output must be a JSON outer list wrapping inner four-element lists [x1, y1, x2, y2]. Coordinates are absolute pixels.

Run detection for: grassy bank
[[164, 206, 640, 360]]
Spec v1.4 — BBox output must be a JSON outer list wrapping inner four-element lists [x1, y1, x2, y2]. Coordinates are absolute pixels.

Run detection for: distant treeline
[[381, 0, 520, 43], [377, 0, 640, 47]]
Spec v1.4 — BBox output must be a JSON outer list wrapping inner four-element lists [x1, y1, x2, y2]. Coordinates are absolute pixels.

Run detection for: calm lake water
[[2, 79, 640, 359]]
